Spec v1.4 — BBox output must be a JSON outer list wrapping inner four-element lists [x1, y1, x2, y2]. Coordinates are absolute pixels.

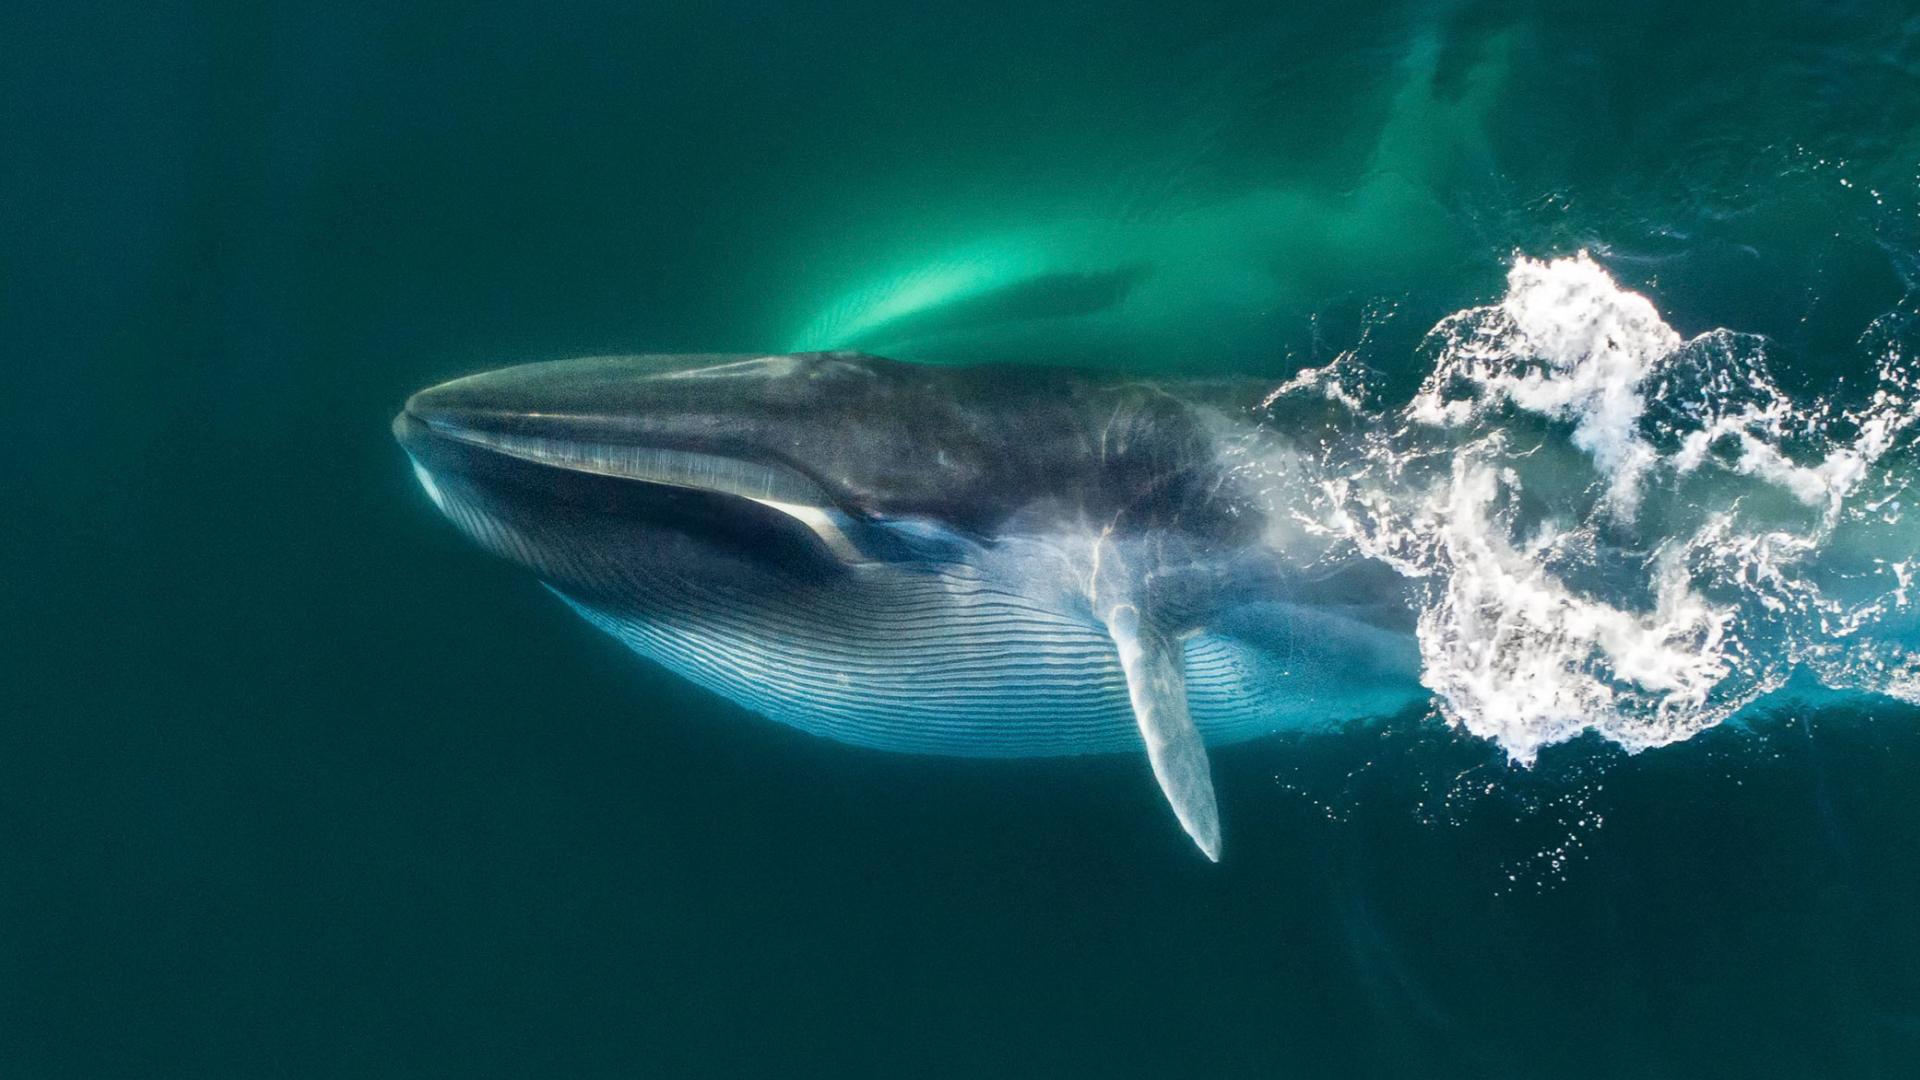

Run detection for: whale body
[[395, 351, 1427, 858]]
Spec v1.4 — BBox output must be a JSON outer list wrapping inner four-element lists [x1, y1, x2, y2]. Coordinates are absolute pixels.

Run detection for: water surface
[[6, 1, 1920, 1076]]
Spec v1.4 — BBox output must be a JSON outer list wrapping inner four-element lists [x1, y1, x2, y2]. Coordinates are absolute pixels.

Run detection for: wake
[[1245, 253, 1920, 762]]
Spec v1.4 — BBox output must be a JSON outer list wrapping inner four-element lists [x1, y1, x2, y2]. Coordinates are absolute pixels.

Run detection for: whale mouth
[[395, 362, 869, 562], [408, 410, 834, 510]]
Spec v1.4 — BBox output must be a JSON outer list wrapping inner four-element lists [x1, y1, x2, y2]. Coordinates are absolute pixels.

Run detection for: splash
[[1263, 253, 1920, 763]]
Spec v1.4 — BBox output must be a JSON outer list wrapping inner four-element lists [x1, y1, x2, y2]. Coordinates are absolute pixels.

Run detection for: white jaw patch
[[410, 459, 450, 514]]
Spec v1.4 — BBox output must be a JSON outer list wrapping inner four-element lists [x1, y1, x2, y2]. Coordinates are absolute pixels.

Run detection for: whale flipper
[[1105, 604, 1222, 861]]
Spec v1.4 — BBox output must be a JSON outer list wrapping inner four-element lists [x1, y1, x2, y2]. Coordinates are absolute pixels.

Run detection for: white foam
[[1264, 251, 1920, 762], [1412, 447, 1741, 762], [1410, 252, 1679, 512]]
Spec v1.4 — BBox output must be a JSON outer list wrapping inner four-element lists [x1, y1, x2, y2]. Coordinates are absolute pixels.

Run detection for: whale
[[395, 351, 1428, 859]]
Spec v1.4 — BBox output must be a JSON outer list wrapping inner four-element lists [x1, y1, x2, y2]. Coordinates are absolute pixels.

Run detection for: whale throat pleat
[[554, 561, 1147, 757]]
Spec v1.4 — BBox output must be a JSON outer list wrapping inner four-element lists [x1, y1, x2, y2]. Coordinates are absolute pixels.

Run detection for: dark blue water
[[7, 1, 1920, 1076]]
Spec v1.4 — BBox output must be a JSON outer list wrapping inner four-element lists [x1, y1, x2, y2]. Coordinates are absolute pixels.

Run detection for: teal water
[[8, 1, 1920, 1076]]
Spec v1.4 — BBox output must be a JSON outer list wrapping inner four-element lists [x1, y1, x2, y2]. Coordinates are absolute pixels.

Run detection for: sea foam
[[1262, 253, 1920, 762]]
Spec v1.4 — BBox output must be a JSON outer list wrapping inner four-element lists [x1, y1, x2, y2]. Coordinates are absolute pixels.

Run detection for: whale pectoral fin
[[1105, 604, 1222, 862]]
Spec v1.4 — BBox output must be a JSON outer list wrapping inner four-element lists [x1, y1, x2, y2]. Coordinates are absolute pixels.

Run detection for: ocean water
[[8, 1, 1920, 1076]]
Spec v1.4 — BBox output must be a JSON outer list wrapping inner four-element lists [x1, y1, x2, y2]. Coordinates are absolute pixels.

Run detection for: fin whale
[[395, 351, 1424, 858]]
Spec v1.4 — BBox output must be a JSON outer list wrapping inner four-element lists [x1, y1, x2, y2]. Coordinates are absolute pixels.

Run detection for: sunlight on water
[[785, 27, 1512, 367]]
